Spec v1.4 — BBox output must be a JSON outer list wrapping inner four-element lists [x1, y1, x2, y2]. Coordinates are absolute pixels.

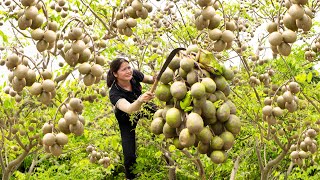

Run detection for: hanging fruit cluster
[[28, 70, 54, 104], [305, 38, 320, 62], [58, 98, 85, 136], [62, 27, 90, 66], [115, 0, 153, 37], [41, 98, 86, 156], [193, 1, 237, 52], [290, 127, 319, 166], [86, 145, 111, 168], [194, 0, 220, 30], [17, 0, 43, 30], [268, 0, 314, 56], [49, 0, 70, 18], [262, 82, 300, 126], [31, 26, 57, 52], [3, 53, 36, 101], [151, 46, 241, 164], [42, 130, 68, 157]]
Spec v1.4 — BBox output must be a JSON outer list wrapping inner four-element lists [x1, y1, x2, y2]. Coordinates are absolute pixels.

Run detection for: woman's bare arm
[[115, 98, 144, 114]]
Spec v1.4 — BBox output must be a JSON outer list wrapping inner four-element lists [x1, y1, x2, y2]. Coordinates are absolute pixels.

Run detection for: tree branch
[[255, 138, 264, 172], [181, 149, 205, 179]]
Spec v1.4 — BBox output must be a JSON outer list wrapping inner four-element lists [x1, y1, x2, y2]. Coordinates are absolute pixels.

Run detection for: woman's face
[[113, 62, 133, 81]]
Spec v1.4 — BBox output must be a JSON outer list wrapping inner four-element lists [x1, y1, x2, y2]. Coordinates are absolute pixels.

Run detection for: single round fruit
[[191, 82, 206, 99], [170, 81, 187, 100], [216, 103, 230, 122], [150, 117, 165, 135], [220, 131, 235, 150], [166, 108, 182, 128], [42, 133, 56, 146], [55, 132, 68, 145], [179, 128, 196, 148], [210, 150, 226, 164], [201, 78, 216, 93], [186, 112, 204, 134], [155, 84, 172, 102], [225, 114, 241, 135]]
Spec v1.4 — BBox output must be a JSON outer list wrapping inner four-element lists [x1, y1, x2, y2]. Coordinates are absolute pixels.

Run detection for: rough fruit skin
[[220, 131, 235, 150], [43, 133, 56, 146], [160, 68, 174, 84], [170, 81, 187, 100], [211, 136, 224, 150], [163, 123, 176, 138], [179, 128, 196, 148], [225, 115, 241, 135], [210, 150, 226, 164], [191, 82, 206, 99], [216, 103, 231, 122], [64, 110, 78, 125], [186, 112, 204, 134], [56, 133, 68, 145], [150, 117, 165, 135], [214, 76, 227, 91], [197, 127, 213, 144], [42, 79, 55, 92], [201, 78, 216, 93]]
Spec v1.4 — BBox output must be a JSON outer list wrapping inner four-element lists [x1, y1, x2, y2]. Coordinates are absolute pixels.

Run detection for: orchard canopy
[[0, 0, 320, 180]]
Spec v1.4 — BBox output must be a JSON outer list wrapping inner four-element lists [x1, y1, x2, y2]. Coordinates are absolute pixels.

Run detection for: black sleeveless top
[[109, 69, 144, 126]]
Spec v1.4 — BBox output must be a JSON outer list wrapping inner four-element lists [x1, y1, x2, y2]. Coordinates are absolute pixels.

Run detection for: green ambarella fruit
[[180, 57, 194, 73], [211, 136, 224, 150], [173, 137, 184, 150], [179, 128, 196, 148], [220, 131, 235, 150], [225, 114, 241, 135], [150, 117, 165, 135], [155, 84, 172, 102], [163, 123, 176, 138], [191, 82, 206, 99], [186, 112, 204, 134], [216, 103, 230, 122], [210, 121, 224, 135], [214, 76, 227, 91], [201, 78, 216, 93], [202, 100, 216, 120], [160, 68, 174, 84], [197, 127, 213, 144], [170, 81, 187, 100], [197, 141, 210, 154], [210, 150, 226, 164], [166, 108, 182, 128]]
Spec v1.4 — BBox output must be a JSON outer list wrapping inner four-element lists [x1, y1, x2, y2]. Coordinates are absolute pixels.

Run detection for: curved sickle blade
[[150, 47, 186, 93]]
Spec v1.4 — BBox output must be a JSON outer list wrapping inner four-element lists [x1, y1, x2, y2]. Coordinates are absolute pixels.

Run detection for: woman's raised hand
[[138, 91, 155, 103]]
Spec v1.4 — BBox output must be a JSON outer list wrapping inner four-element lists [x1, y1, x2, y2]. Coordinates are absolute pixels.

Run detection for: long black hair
[[106, 58, 129, 88]]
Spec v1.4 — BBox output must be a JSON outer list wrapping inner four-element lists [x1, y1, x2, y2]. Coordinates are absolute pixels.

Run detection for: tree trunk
[[2, 150, 29, 180], [168, 166, 176, 180]]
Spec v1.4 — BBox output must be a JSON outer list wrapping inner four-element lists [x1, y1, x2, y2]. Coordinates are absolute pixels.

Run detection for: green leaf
[[180, 91, 192, 110], [155, 151, 162, 158], [213, 99, 224, 109], [0, 30, 8, 43], [168, 145, 176, 152], [295, 73, 307, 83], [307, 72, 313, 83], [184, 106, 193, 112]]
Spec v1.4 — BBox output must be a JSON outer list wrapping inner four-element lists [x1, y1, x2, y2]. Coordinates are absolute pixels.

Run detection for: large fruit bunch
[[151, 46, 241, 164]]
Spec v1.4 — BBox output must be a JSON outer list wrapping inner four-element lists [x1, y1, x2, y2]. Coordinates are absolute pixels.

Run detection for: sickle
[[150, 47, 186, 93]]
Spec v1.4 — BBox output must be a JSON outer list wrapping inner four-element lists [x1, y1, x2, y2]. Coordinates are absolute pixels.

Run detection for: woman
[[107, 58, 155, 179]]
